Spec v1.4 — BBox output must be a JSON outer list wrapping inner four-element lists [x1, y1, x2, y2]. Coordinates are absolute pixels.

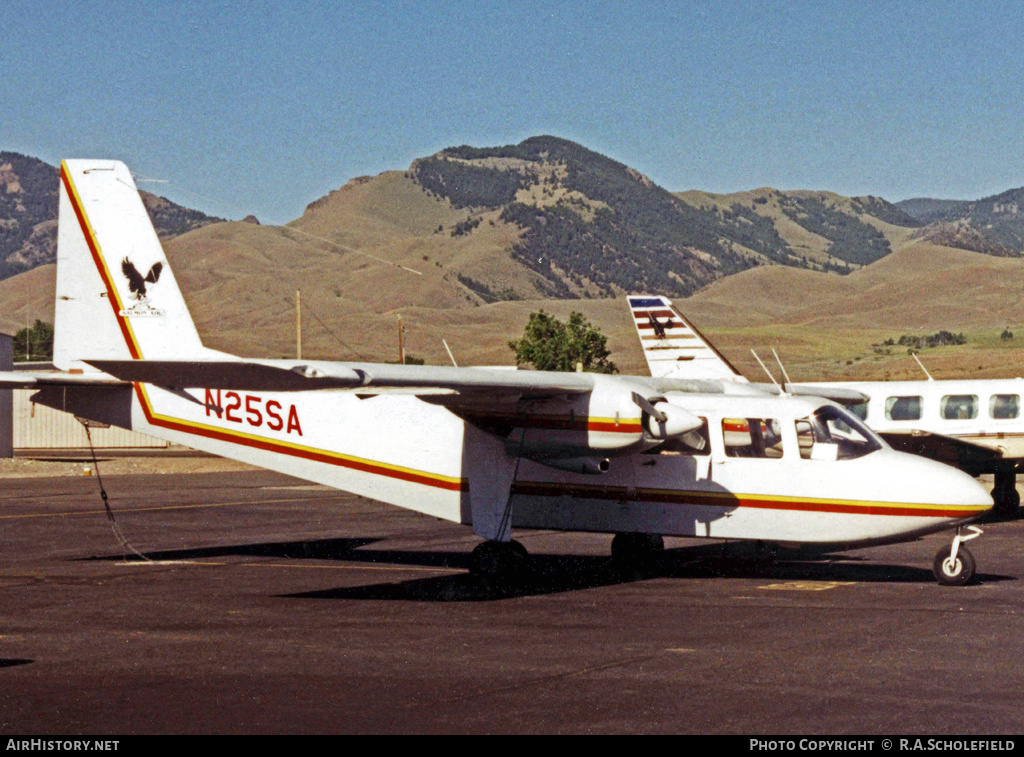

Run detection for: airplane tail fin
[[627, 295, 746, 381], [54, 160, 208, 371]]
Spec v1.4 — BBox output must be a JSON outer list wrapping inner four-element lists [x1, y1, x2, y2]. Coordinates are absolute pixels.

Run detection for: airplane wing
[[878, 429, 1003, 477], [775, 383, 869, 406], [85, 359, 600, 399], [80, 359, 749, 436]]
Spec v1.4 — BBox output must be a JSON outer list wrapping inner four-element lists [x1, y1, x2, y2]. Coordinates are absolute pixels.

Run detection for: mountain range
[[2, 138, 1024, 381], [4, 138, 1024, 296]]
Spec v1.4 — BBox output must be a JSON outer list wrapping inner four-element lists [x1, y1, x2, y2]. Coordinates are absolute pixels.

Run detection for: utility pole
[[296, 290, 302, 360], [397, 315, 405, 364]]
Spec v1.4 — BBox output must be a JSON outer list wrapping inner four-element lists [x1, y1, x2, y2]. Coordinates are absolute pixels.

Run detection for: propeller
[[632, 392, 704, 439]]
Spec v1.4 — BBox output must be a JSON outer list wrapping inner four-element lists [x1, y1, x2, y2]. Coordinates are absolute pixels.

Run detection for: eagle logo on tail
[[646, 312, 674, 339], [119, 258, 165, 317]]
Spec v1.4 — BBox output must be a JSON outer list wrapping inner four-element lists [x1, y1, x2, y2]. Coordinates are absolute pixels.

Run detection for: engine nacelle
[[498, 379, 650, 461], [643, 400, 704, 440], [492, 380, 706, 463]]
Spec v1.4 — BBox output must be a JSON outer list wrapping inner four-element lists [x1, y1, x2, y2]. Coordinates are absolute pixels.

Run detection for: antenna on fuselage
[[911, 352, 934, 381], [442, 338, 458, 367], [772, 348, 793, 385], [751, 349, 785, 393]]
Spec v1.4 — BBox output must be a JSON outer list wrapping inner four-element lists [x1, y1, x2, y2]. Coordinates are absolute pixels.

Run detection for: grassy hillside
[[6, 233, 1024, 384], [406, 136, 924, 298]]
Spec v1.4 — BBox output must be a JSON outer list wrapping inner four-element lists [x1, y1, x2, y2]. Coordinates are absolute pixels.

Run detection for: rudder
[[627, 295, 746, 381], [54, 160, 208, 371]]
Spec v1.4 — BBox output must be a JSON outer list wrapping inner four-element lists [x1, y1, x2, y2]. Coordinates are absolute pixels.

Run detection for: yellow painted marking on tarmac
[[110, 559, 459, 575], [240, 561, 462, 574], [259, 485, 334, 491], [759, 581, 855, 591], [118, 560, 215, 566], [0, 496, 328, 520]]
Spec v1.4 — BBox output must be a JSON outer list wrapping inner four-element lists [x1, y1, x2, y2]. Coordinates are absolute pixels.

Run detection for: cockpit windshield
[[795, 404, 884, 461]]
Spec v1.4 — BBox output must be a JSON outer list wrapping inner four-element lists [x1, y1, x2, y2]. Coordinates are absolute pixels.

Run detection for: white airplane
[[0, 161, 994, 586], [628, 294, 1024, 519]]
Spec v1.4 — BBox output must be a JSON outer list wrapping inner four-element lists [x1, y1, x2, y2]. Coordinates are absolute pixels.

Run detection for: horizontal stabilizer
[[0, 370, 127, 389]]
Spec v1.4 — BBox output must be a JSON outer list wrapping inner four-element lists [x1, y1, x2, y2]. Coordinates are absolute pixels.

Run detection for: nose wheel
[[932, 526, 982, 586], [469, 539, 530, 580]]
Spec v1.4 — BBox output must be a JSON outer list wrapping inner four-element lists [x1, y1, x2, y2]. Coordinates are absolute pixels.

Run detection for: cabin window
[[645, 418, 710, 456], [941, 395, 978, 420], [723, 418, 784, 458], [990, 394, 1020, 420], [796, 405, 883, 461], [884, 396, 922, 421]]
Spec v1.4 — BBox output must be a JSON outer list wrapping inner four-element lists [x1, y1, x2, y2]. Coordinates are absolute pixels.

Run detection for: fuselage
[[39, 382, 993, 550], [815, 378, 1024, 459]]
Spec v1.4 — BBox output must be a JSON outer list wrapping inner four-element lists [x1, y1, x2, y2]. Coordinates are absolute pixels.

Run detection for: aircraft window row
[[648, 409, 880, 461], [882, 394, 1020, 421], [723, 418, 783, 458]]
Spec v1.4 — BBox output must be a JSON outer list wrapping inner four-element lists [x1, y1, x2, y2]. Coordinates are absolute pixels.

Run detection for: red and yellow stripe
[[511, 481, 987, 520]]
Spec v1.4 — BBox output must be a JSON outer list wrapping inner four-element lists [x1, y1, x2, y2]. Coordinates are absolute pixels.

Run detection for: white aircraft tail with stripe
[[627, 295, 746, 381], [54, 160, 212, 371]]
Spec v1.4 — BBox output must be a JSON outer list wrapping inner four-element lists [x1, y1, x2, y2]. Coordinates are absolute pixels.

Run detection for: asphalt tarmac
[[1, 467, 1023, 735]]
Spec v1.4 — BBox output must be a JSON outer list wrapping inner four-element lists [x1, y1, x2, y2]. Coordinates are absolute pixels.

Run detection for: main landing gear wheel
[[610, 533, 664, 569], [933, 544, 976, 586], [991, 471, 1020, 520], [469, 540, 529, 580]]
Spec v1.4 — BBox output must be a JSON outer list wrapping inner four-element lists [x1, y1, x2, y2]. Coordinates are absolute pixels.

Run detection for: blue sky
[[4, 0, 1023, 221]]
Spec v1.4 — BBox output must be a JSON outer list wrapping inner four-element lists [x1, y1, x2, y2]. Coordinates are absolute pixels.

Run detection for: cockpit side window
[[885, 396, 922, 421], [941, 395, 978, 420], [723, 418, 784, 458], [990, 394, 1019, 420], [796, 405, 882, 461]]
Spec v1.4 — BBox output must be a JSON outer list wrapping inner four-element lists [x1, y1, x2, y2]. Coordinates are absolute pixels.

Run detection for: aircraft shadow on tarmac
[[0, 659, 33, 669], [85, 537, 1012, 601]]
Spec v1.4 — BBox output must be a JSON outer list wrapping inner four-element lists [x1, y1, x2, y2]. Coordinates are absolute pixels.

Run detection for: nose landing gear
[[932, 526, 982, 586]]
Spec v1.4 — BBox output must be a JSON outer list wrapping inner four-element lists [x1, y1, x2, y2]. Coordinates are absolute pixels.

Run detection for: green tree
[[13, 319, 54, 362], [508, 310, 617, 373]]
